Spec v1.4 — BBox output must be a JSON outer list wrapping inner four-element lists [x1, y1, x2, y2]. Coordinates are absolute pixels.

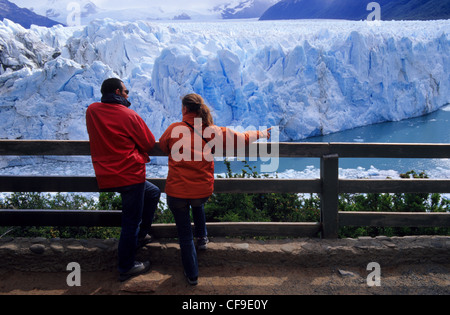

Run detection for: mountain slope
[[0, 0, 62, 28], [260, 0, 450, 21], [382, 0, 450, 20], [215, 0, 279, 19], [10, 0, 278, 22]]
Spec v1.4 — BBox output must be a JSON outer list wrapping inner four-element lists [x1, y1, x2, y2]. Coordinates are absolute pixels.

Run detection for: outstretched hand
[[264, 128, 272, 140]]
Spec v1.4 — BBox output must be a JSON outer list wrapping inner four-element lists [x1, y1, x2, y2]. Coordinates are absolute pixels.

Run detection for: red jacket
[[86, 102, 155, 189], [159, 112, 263, 199]]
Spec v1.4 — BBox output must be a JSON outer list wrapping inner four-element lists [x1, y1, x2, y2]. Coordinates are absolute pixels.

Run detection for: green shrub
[[205, 160, 320, 223], [338, 170, 450, 238], [0, 192, 120, 239]]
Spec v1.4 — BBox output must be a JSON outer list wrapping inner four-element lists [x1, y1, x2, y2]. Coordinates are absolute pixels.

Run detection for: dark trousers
[[167, 196, 209, 279], [114, 181, 161, 273]]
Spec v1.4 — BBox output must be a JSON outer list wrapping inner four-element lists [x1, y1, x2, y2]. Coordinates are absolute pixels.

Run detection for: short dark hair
[[101, 78, 123, 95]]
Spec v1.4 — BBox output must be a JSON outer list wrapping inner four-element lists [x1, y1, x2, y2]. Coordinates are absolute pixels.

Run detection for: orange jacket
[[86, 102, 155, 189], [159, 112, 263, 199]]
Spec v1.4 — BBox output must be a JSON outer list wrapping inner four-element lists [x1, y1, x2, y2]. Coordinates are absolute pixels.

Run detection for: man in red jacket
[[86, 78, 160, 281]]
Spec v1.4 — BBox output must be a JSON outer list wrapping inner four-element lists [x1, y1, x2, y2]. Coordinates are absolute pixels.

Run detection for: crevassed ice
[[0, 18, 449, 142]]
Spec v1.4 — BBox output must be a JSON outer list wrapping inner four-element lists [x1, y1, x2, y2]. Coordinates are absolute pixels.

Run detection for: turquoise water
[[215, 105, 450, 178], [1, 105, 448, 180]]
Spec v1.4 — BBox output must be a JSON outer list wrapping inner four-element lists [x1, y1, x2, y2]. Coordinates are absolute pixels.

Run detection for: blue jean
[[167, 196, 209, 279], [113, 181, 161, 273]]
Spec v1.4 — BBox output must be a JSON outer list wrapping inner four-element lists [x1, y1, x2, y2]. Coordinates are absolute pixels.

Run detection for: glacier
[[0, 18, 449, 142]]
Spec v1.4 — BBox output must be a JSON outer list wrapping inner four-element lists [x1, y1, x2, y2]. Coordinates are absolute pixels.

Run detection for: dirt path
[[1, 263, 449, 295], [1, 236, 449, 296]]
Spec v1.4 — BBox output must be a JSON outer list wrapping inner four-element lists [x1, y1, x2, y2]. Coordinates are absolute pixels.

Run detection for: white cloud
[[11, 0, 232, 13], [91, 0, 228, 11]]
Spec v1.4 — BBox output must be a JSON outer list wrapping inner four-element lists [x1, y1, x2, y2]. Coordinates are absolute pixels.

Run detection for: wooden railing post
[[320, 154, 339, 239]]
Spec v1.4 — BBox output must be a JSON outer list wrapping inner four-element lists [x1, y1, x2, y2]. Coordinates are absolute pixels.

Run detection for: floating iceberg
[[0, 18, 449, 141]]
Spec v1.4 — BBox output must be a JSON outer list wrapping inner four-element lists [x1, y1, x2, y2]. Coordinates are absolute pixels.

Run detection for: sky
[[90, 0, 235, 11], [10, 0, 281, 23], [10, 0, 242, 13], [10, 0, 272, 24]]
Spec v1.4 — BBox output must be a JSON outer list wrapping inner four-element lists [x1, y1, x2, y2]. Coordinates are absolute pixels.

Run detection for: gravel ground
[[0, 263, 449, 296]]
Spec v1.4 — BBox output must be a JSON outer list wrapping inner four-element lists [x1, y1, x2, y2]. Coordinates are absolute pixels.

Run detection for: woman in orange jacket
[[159, 93, 270, 285]]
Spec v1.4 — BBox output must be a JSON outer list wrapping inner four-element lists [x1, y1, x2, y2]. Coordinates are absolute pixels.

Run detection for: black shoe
[[184, 271, 198, 286], [119, 261, 151, 282], [197, 236, 209, 250], [137, 234, 152, 249]]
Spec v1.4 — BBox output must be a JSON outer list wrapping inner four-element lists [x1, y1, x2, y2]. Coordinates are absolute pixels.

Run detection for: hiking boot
[[197, 236, 209, 250], [137, 234, 152, 249], [184, 271, 198, 286], [119, 261, 151, 282]]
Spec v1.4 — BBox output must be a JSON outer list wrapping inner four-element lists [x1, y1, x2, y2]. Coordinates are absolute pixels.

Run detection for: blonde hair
[[182, 93, 214, 127]]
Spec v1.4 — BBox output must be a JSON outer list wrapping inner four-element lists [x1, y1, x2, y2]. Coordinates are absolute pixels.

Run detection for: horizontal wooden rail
[[1, 140, 450, 158], [0, 209, 321, 238], [0, 210, 122, 227], [339, 211, 450, 228], [327, 143, 450, 158], [0, 177, 322, 194], [339, 179, 450, 194], [0, 140, 92, 156], [2, 176, 449, 194]]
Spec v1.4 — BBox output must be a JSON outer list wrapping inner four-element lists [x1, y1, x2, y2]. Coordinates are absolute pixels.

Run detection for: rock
[[281, 244, 297, 254], [382, 241, 397, 248], [338, 269, 358, 278], [66, 244, 84, 251], [0, 243, 18, 253], [50, 244, 64, 253], [234, 243, 249, 250], [29, 244, 46, 254]]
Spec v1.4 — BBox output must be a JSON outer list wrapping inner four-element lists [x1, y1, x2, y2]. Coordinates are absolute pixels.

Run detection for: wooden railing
[[0, 140, 449, 239]]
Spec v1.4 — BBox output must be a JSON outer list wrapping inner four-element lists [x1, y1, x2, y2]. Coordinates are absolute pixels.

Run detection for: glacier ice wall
[[0, 18, 449, 141]]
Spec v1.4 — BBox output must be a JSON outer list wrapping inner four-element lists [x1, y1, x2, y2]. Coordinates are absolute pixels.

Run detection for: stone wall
[[0, 236, 449, 272]]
